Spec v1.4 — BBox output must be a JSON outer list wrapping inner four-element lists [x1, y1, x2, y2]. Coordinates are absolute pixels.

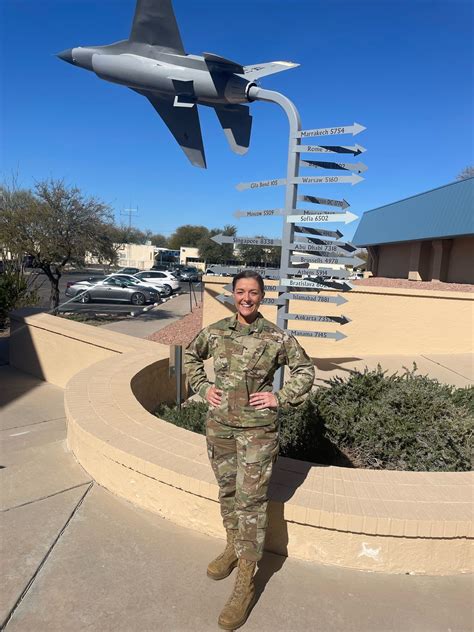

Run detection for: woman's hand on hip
[[249, 392, 278, 410], [206, 385, 223, 408]]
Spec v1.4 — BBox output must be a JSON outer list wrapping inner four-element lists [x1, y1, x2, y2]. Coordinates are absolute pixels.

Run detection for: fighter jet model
[[57, 0, 299, 168]]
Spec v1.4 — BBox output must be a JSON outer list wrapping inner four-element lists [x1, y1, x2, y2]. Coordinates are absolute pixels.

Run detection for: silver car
[[66, 276, 160, 305]]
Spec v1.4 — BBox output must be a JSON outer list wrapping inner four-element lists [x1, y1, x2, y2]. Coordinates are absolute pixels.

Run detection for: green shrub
[[155, 366, 473, 472], [315, 366, 473, 472], [156, 401, 207, 435]]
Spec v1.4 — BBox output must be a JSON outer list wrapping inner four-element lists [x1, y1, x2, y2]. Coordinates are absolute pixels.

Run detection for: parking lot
[[26, 269, 202, 317]]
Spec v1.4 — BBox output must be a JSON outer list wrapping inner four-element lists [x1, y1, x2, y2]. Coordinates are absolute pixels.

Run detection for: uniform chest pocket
[[245, 340, 280, 375]]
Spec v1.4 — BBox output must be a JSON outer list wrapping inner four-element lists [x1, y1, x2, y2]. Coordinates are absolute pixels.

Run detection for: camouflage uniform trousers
[[206, 416, 279, 562]]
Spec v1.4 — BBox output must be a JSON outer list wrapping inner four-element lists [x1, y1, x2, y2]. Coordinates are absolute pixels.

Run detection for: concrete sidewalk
[[1, 365, 473, 632]]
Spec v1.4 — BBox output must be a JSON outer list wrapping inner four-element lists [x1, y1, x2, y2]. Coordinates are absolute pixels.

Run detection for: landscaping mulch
[[353, 277, 473, 292], [147, 304, 203, 346]]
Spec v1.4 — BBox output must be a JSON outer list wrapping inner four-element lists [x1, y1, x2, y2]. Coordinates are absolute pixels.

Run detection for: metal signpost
[[214, 102, 367, 387]]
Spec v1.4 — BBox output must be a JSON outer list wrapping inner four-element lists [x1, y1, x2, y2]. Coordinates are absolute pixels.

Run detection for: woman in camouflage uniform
[[184, 270, 314, 630]]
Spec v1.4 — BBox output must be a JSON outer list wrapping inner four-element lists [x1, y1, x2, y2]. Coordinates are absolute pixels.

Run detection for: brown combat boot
[[218, 558, 256, 630], [207, 530, 238, 580]]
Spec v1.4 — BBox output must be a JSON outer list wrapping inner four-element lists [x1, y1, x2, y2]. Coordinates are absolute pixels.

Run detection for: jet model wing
[[242, 61, 299, 81], [214, 105, 252, 155], [129, 0, 185, 53], [136, 90, 206, 168]]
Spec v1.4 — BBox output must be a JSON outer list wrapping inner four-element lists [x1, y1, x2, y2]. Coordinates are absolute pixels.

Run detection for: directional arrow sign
[[283, 313, 351, 325], [281, 292, 348, 306], [283, 267, 351, 279], [281, 278, 335, 290], [290, 242, 348, 255], [295, 144, 366, 156], [291, 238, 356, 252], [297, 122, 366, 138], [287, 211, 358, 225], [298, 195, 350, 209], [233, 209, 285, 218], [280, 278, 353, 291], [287, 329, 347, 341], [211, 234, 282, 247], [293, 174, 364, 186], [301, 159, 368, 173], [291, 254, 365, 267], [236, 178, 286, 191], [294, 225, 343, 239]]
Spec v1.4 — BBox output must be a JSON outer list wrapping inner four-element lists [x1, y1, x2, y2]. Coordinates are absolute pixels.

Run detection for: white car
[[133, 270, 181, 297]]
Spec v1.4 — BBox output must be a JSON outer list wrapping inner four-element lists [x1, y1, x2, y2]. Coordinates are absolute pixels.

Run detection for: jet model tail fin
[[214, 105, 252, 155], [129, 0, 185, 53], [242, 61, 299, 81]]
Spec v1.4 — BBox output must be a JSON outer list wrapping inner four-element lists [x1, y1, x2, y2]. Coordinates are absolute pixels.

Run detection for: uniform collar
[[228, 313, 264, 334]]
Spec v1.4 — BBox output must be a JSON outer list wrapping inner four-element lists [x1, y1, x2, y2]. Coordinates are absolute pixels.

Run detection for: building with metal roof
[[353, 178, 474, 283]]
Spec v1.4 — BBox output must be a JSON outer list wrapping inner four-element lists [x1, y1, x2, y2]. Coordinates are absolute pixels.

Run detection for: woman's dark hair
[[232, 270, 265, 293]]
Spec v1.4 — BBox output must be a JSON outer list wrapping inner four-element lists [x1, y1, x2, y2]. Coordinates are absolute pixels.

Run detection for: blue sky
[[1, 0, 472, 242]]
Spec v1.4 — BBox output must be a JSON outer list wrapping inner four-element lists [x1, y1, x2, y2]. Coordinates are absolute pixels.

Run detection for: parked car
[[65, 275, 160, 305], [133, 270, 181, 297], [117, 267, 141, 275], [179, 267, 202, 282]]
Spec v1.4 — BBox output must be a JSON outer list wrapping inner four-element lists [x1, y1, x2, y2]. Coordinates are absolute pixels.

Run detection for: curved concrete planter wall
[[65, 351, 473, 576], [10, 311, 473, 575]]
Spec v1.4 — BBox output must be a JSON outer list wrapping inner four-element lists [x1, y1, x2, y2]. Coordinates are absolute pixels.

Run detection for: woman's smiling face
[[233, 278, 264, 324]]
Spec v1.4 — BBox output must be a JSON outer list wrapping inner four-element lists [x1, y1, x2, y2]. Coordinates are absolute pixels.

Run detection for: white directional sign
[[280, 277, 348, 291], [301, 159, 368, 173], [287, 329, 347, 341], [294, 225, 343, 239], [290, 243, 347, 256], [287, 211, 358, 224], [297, 122, 366, 138], [291, 253, 365, 267], [295, 144, 366, 156], [291, 238, 356, 252], [233, 208, 285, 218], [283, 266, 351, 279], [283, 313, 351, 325], [298, 195, 350, 209], [293, 174, 364, 186], [211, 234, 281, 246], [236, 178, 286, 191], [281, 292, 348, 306]]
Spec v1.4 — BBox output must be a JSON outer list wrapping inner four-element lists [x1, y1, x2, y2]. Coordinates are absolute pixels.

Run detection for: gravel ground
[[353, 277, 473, 292], [147, 304, 203, 346]]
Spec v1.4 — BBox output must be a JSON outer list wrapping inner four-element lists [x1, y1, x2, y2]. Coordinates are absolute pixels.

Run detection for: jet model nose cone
[[56, 48, 74, 64]]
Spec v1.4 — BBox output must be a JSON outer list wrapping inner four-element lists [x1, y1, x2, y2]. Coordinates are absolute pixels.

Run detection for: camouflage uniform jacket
[[184, 313, 315, 427]]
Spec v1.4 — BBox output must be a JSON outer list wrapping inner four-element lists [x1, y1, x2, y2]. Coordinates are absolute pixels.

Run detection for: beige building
[[179, 246, 205, 270], [86, 243, 156, 270], [354, 178, 474, 283]]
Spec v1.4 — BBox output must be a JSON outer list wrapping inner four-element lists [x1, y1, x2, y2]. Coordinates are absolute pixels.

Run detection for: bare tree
[[456, 166, 474, 181], [0, 180, 114, 308]]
